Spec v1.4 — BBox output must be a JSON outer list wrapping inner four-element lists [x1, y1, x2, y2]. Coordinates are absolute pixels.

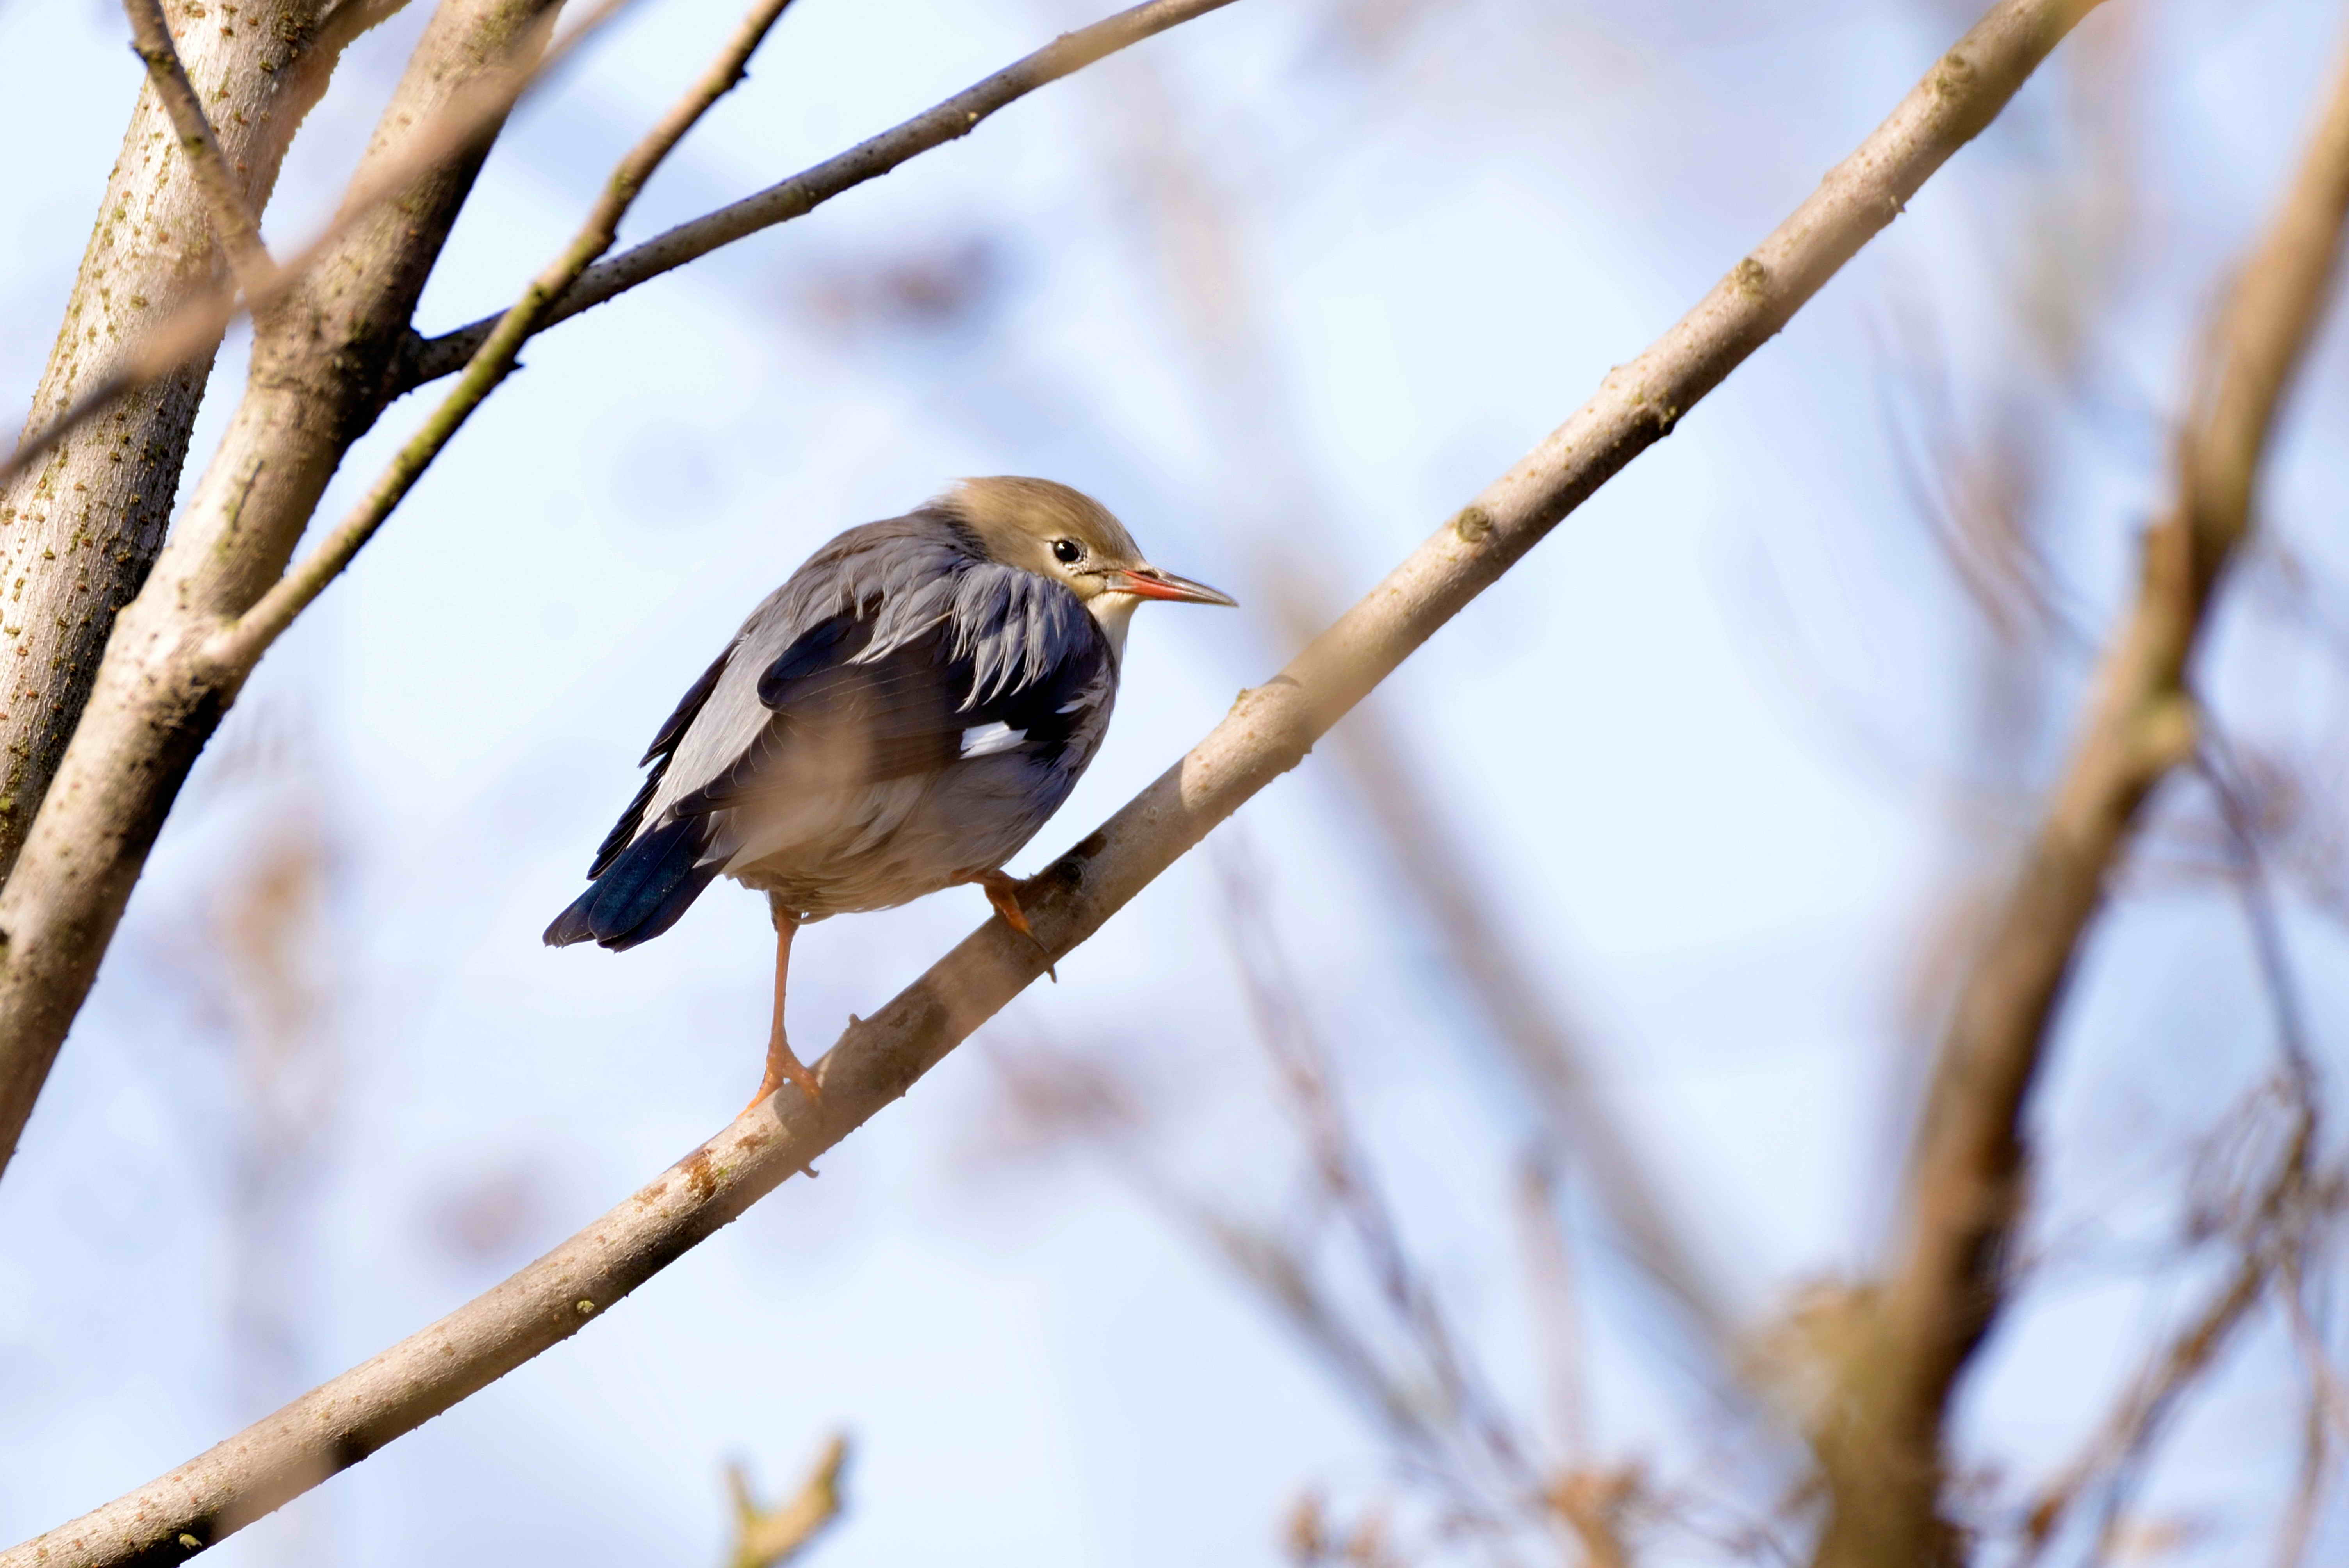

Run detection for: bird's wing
[[585, 646, 729, 878], [674, 561, 1113, 817]]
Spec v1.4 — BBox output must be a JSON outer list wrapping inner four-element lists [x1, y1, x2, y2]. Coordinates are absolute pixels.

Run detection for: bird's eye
[[1051, 538, 1084, 565]]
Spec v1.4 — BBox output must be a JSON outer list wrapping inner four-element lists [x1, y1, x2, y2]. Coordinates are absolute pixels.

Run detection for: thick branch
[[1812, 30, 2349, 1568], [0, 0, 371, 882], [121, 0, 276, 299], [0, 0, 638, 497], [0, 2, 2100, 1558], [390, 0, 1247, 392], [0, 0, 565, 1179]]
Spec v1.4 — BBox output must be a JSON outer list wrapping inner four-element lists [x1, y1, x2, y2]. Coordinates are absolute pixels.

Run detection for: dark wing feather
[[545, 647, 733, 948], [583, 647, 729, 879], [675, 570, 1110, 817]]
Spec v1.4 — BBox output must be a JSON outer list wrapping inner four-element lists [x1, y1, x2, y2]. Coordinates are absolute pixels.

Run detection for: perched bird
[[545, 477, 1235, 1110]]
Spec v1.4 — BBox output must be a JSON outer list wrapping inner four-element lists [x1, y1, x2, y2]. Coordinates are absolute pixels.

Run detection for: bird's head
[[941, 478, 1235, 645]]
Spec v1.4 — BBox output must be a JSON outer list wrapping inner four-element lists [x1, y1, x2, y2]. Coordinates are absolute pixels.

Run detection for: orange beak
[[1109, 565, 1238, 606]]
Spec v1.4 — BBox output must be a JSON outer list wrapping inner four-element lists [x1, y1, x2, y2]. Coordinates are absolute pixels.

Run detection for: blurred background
[[2, 0, 2347, 1562]]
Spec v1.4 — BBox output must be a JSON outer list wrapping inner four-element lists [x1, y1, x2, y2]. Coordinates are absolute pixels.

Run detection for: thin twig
[[1814, 29, 2349, 1567], [2199, 732, 2316, 1080], [2273, 1381, 2328, 1568], [391, 0, 1248, 390], [1515, 1155, 1590, 1465], [0, 0, 642, 492], [2277, 1256, 2349, 1451], [121, 0, 276, 299], [1210, 846, 1543, 1515], [1320, 659, 1739, 1364], [207, 0, 801, 674], [2018, 1249, 2269, 1564], [0, 4, 2102, 1559]]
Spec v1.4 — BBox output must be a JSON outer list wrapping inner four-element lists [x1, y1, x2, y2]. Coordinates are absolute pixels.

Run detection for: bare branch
[[121, 0, 275, 300], [2273, 1384, 2329, 1568], [724, 1434, 849, 1568], [0, 0, 569, 1179], [1814, 32, 2349, 1566], [0, 1, 2102, 1557], [213, 0, 803, 674], [0, 0, 384, 883], [2277, 1257, 2349, 1452], [1324, 670, 1739, 1361], [1210, 846, 1542, 1512], [391, 0, 1248, 391], [2018, 1244, 2269, 1563], [0, 0, 640, 497]]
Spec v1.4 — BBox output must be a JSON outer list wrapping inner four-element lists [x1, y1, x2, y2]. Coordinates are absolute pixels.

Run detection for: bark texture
[[0, 0, 559, 1172], [0, 0, 2104, 1557], [0, 0, 382, 879]]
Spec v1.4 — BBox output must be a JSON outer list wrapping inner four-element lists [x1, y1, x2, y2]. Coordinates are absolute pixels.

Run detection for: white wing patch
[[959, 721, 1028, 758]]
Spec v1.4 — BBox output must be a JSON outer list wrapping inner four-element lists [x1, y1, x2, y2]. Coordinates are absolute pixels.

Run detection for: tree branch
[[724, 1434, 848, 1568], [2017, 1093, 2314, 1563], [0, 2, 2101, 1558], [121, 0, 276, 300], [214, 0, 802, 673], [1321, 666, 1740, 1365], [0, 0, 640, 496], [0, 0, 569, 1180], [389, 0, 1248, 393], [1811, 27, 2349, 1568], [0, 0, 379, 883]]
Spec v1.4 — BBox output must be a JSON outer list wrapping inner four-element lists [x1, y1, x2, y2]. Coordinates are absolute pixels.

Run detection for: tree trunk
[[0, 0, 388, 880]]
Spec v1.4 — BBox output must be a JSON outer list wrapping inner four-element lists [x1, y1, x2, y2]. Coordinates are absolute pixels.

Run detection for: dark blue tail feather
[[543, 816, 722, 951]]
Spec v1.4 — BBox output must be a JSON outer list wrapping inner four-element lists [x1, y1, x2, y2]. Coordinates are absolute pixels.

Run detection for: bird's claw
[[975, 871, 1057, 982], [745, 1042, 823, 1117]]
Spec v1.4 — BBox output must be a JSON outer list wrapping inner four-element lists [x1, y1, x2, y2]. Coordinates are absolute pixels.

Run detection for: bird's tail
[[542, 816, 722, 951]]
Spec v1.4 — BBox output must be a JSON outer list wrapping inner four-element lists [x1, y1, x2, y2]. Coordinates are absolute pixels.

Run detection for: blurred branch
[[1208, 848, 1543, 1525], [2277, 1255, 2349, 1450], [2017, 1081, 2319, 1564], [1813, 31, 2349, 1568], [725, 1434, 849, 1568], [212, 0, 804, 672], [1551, 1468, 1640, 1568], [2274, 1384, 2329, 1568], [392, 0, 1248, 390], [121, 0, 275, 300], [1515, 1156, 1590, 1464], [1325, 676, 1738, 1365], [0, 3, 2099, 1557]]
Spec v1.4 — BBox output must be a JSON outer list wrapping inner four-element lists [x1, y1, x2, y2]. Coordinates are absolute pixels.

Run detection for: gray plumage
[[545, 478, 1229, 952]]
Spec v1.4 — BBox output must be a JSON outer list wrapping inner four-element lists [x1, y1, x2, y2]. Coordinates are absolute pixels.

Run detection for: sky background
[[2, 0, 2347, 1563]]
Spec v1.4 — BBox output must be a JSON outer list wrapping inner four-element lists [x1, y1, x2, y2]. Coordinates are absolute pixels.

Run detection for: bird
[[544, 476, 1236, 1112]]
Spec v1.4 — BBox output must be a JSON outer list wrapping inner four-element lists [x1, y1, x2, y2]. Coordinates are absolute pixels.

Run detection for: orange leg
[[971, 868, 1055, 982], [745, 907, 822, 1114]]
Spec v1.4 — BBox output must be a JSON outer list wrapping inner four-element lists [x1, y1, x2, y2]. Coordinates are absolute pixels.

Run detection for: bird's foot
[[744, 1037, 823, 1117], [972, 869, 1056, 982]]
